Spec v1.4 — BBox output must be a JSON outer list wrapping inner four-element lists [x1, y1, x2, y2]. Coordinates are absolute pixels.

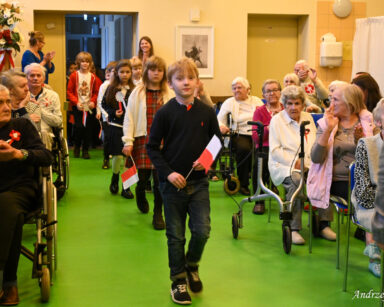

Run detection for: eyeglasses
[[264, 89, 280, 95]]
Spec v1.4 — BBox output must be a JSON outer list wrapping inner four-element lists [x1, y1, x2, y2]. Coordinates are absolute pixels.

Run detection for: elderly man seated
[[24, 63, 62, 149], [268, 85, 317, 245], [0, 71, 38, 126], [217, 77, 264, 195], [0, 84, 52, 305], [294, 60, 329, 109]]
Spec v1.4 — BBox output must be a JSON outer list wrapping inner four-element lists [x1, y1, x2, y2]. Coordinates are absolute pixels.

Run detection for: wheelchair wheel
[[282, 223, 292, 254], [40, 267, 50, 302], [224, 176, 240, 195], [232, 214, 239, 239]]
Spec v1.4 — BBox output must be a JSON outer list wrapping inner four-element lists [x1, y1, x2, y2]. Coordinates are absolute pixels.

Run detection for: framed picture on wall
[[175, 25, 214, 78]]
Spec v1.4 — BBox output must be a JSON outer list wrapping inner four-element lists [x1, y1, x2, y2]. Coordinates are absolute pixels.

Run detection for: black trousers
[[136, 169, 163, 214], [72, 108, 95, 150], [232, 134, 253, 188], [0, 186, 37, 283]]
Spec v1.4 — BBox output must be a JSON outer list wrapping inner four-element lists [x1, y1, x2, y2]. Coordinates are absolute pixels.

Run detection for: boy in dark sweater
[[146, 58, 221, 305]]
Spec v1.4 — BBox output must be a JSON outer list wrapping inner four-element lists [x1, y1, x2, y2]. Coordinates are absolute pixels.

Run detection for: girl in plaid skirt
[[102, 59, 135, 199], [122, 56, 174, 229]]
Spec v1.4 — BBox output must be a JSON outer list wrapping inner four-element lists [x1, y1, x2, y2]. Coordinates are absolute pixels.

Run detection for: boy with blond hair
[[147, 58, 221, 305]]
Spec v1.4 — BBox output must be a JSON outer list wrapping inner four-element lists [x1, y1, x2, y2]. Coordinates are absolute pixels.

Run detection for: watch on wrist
[[20, 149, 29, 161]]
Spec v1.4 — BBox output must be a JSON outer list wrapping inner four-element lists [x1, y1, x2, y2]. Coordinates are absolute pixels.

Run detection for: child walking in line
[[97, 61, 117, 169], [130, 56, 143, 86], [67, 51, 101, 159], [102, 59, 135, 199], [122, 56, 173, 229], [146, 58, 221, 305]]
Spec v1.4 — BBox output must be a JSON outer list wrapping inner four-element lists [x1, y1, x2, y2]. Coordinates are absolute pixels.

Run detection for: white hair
[[283, 73, 300, 86], [24, 63, 46, 79], [231, 77, 250, 89], [295, 59, 308, 69]]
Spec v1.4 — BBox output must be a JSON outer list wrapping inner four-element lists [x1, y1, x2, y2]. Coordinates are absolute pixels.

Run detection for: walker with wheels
[[231, 120, 310, 254]]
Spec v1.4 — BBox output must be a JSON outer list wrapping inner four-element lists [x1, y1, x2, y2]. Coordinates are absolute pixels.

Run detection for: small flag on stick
[[121, 157, 139, 189], [197, 135, 222, 174]]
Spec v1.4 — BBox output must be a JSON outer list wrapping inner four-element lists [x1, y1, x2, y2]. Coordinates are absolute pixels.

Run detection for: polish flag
[[82, 111, 87, 126], [121, 163, 139, 189], [197, 135, 222, 173]]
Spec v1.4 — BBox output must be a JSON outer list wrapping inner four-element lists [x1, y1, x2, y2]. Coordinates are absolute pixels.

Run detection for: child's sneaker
[[364, 243, 381, 261], [171, 279, 191, 305], [368, 262, 381, 278], [186, 265, 203, 293]]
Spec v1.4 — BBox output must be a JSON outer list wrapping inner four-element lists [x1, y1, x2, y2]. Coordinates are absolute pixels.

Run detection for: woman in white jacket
[[217, 77, 263, 195], [122, 56, 173, 230]]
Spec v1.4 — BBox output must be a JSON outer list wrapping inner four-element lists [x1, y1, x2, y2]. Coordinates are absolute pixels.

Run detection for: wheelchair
[[21, 166, 58, 302], [212, 113, 240, 195], [50, 127, 70, 200]]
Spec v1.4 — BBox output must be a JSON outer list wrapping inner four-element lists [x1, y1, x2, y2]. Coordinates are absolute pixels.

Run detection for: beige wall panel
[[247, 15, 298, 97], [33, 12, 67, 130]]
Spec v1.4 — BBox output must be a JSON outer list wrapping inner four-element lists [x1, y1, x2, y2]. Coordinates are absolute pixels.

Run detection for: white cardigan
[[122, 85, 174, 146], [217, 96, 263, 135]]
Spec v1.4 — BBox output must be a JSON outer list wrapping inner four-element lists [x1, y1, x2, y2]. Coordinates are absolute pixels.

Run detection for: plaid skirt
[[132, 136, 153, 169]]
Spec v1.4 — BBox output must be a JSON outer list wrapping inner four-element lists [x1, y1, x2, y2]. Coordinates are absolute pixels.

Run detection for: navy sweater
[[147, 97, 221, 182], [0, 118, 53, 193]]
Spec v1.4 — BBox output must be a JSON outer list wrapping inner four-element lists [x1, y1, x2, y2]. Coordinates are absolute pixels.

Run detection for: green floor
[[18, 149, 381, 307]]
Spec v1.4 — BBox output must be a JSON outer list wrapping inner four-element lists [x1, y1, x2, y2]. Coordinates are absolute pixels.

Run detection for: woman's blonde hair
[[342, 84, 366, 115]]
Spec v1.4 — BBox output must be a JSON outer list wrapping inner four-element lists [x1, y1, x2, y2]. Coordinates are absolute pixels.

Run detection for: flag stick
[[177, 167, 194, 192]]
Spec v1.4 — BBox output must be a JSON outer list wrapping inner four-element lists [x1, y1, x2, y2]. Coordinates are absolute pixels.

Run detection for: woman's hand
[[324, 104, 338, 132], [354, 123, 364, 144], [122, 145, 133, 156]]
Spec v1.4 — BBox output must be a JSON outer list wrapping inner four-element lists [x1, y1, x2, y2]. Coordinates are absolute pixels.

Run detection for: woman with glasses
[[251, 79, 283, 214], [21, 31, 55, 84]]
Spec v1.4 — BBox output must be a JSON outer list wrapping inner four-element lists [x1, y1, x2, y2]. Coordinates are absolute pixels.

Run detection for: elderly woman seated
[[352, 98, 384, 277], [308, 83, 374, 242], [0, 85, 52, 305], [251, 79, 283, 214], [217, 77, 263, 195], [269, 85, 317, 245]]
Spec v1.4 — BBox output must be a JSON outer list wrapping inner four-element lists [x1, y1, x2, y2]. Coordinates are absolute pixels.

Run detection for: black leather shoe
[[0, 286, 19, 306], [74, 146, 80, 158], [109, 173, 119, 194], [82, 150, 90, 159], [102, 159, 110, 169], [253, 202, 265, 215], [152, 212, 165, 230], [240, 187, 250, 196], [121, 187, 134, 199]]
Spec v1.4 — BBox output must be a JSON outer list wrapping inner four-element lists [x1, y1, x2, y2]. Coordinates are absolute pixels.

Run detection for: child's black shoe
[[186, 265, 203, 293], [109, 173, 119, 194], [171, 279, 191, 305]]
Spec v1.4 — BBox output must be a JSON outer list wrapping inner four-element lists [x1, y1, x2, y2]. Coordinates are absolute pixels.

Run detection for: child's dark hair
[[142, 56, 167, 93], [105, 59, 134, 105]]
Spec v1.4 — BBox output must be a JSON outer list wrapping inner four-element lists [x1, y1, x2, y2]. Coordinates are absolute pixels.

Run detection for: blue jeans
[[159, 177, 211, 281]]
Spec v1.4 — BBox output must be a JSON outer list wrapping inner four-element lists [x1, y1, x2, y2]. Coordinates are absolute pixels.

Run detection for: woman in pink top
[[251, 79, 283, 214]]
